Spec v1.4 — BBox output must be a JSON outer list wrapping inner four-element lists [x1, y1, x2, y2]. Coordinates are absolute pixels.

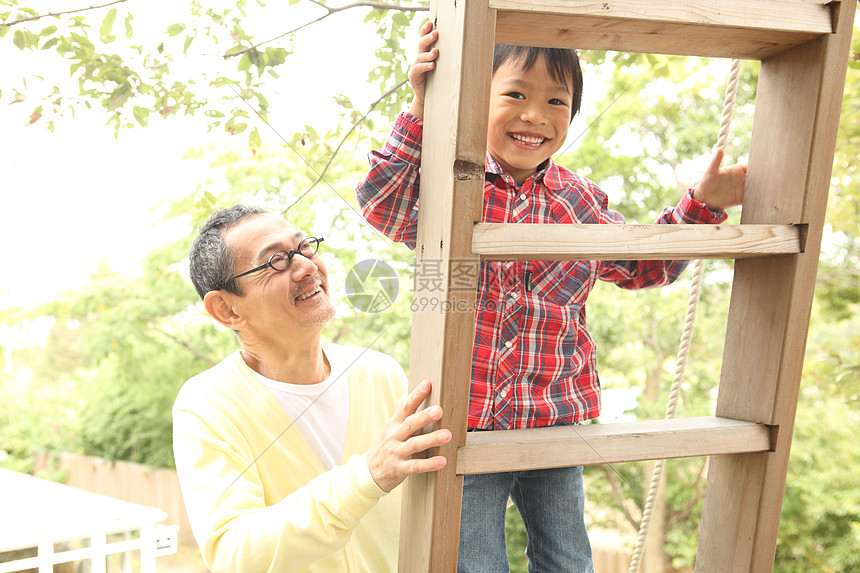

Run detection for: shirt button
[[519, 193, 527, 201], [499, 388, 509, 398], [510, 292, 519, 299], [504, 340, 513, 349]]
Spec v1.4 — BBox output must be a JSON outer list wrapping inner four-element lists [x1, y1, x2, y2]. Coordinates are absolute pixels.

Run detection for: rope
[[627, 57, 742, 573]]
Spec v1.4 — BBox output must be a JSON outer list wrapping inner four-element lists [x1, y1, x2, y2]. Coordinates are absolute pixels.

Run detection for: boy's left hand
[[692, 148, 747, 211]]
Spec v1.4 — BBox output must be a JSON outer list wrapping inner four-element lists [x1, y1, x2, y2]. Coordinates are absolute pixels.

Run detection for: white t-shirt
[[254, 347, 349, 470]]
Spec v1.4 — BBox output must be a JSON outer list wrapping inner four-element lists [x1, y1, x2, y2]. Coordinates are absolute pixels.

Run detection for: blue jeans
[[458, 466, 594, 573]]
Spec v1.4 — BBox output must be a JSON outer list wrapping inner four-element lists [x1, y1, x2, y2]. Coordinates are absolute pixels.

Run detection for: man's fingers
[[407, 455, 448, 475], [398, 405, 442, 442], [404, 428, 452, 456], [396, 380, 433, 419]]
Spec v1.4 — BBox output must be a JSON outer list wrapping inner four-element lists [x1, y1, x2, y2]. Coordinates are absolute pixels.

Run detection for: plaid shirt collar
[[485, 152, 567, 191]]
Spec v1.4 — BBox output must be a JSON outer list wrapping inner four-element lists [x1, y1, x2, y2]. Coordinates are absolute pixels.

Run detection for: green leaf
[[212, 77, 239, 88], [27, 105, 43, 125], [334, 95, 353, 109], [41, 37, 59, 51], [133, 106, 149, 127], [13, 29, 38, 50], [124, 13, 134, 40], [100, 8, 117, 43], [263, 47, 287, 67], [106, 86, 131, 111], [183, 34, 194, 54], [39, 25, 57, 37], [224, 115, 247, 135], [248, 127, 261, 155], [237, 54, 251, 73], [166, 23, 186, 37]]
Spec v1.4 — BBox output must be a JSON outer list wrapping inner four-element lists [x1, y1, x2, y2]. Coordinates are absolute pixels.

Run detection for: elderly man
[[173, 205, 450, 572]]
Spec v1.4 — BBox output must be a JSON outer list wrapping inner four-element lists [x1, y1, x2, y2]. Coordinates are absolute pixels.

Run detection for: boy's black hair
[[492, 45, 584, 123]]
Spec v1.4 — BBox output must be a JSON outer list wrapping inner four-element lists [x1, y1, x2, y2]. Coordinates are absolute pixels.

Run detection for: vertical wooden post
[[141, 525, 157, 573], [397, 0, 496, 571], [696, 2, 856, 571], [92, 532, 107, 573], [37, 540, 52, 573]]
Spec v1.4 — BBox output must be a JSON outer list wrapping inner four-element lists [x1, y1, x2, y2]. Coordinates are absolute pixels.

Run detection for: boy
[[356, 22, 745, 573]]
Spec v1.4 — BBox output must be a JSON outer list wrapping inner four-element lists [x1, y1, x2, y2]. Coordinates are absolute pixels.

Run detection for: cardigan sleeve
[[173, 374, 390, 573]]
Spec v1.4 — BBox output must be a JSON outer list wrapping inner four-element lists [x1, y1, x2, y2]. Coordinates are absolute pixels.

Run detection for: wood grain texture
[[472, 223, 803, 260], [398, 0, 495, 571], [697, 1, 857, 570], [492, 0, 833, 58], [457, 417, 774, 474]]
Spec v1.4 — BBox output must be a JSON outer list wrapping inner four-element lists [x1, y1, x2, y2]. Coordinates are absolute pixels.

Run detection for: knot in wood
[[453, 160, 484, 181]]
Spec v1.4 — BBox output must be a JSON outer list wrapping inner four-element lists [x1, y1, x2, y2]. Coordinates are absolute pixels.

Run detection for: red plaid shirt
[[357, 113, 726, 430]]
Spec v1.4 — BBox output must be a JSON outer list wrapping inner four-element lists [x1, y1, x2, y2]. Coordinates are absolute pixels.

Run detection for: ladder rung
[[456, 416, 774, 475], [491, 0, 834, 59], [471, 223, 803, 261]]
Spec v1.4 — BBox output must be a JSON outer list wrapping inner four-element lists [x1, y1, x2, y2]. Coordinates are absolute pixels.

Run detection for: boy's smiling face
[[487, 54, 574, 186]]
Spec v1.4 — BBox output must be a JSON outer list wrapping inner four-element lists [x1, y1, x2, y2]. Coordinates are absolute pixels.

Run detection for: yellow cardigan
[[172, 343, 407, 572]]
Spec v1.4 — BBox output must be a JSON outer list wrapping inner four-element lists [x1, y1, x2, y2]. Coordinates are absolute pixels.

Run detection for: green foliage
[[816, 25, 860, 321], [1, 0, 423, 140], [18, 239, 236, 468], [505, 505, 529, 573], [1, 3, 858, 570], [803, 306, 860, 410], [775, 392, 860, 572], [0, 368, 80, 474]]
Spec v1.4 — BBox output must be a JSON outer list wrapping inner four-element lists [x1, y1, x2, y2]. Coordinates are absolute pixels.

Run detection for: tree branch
[[598, 464, 640, 531], [669, 459, 708, 527], [283, 76, 409, 213], [223, 0, 428, 59], [151, 325, 220, 366], [0, 0, 129, 28]]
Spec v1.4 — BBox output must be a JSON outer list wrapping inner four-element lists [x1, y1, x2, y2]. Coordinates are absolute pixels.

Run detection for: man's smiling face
[[224, 213, 336, 333]]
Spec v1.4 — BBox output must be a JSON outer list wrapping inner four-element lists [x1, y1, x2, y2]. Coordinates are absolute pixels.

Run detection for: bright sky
[[0, 4, 386, 310]]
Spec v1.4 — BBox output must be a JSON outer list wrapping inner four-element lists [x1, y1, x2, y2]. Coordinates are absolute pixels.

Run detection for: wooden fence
[[34, 452, 194, 547]]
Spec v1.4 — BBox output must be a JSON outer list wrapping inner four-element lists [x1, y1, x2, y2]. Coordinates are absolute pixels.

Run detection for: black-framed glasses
[[224, 236, 324, 285]]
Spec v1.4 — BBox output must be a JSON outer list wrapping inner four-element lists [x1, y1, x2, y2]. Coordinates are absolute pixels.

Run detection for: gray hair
[[189, 205, 269, 299]]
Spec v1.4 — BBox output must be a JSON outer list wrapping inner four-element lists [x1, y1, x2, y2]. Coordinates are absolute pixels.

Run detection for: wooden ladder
[[399, 1, 857, 571]]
